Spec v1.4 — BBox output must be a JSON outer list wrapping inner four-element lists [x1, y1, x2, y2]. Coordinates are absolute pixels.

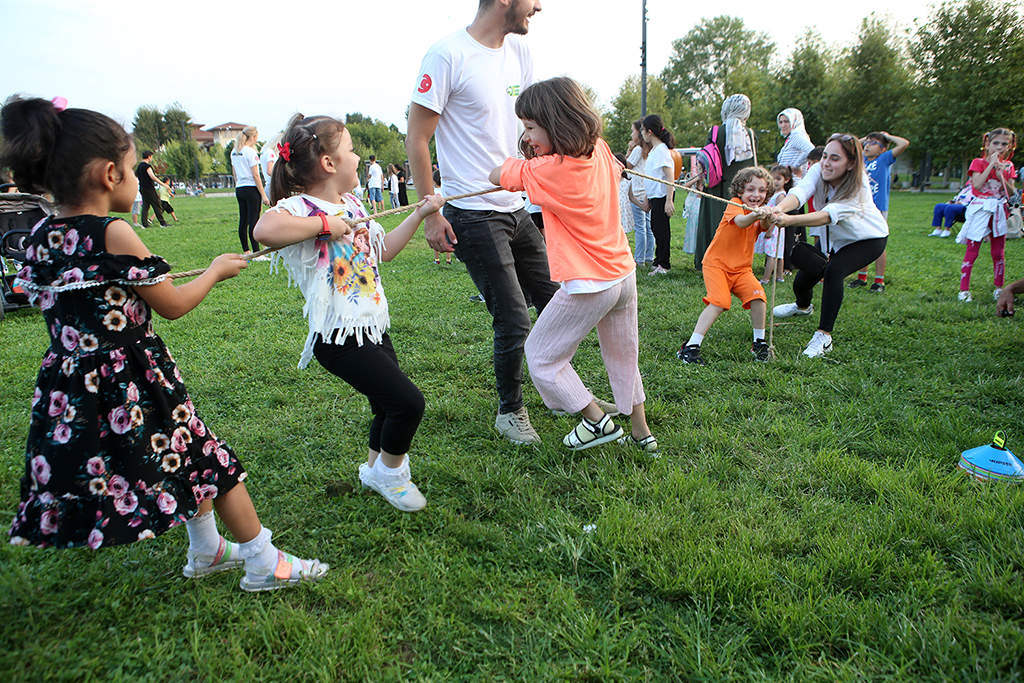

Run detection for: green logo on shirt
[[507, 85, 520, 97]]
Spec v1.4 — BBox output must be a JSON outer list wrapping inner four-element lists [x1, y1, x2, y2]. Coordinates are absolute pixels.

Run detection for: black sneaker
[[751, 340, 770, 362], [847, 279, 867, 289], [869, 282, 885, 293], [677, 344, 707, 365]]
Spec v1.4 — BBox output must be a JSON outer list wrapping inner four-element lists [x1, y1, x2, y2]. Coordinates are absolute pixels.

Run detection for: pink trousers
[[525, 273, 645, 416], [960, 235, 1005, 291]]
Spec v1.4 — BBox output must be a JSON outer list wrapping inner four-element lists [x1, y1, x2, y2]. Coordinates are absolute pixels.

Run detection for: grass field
[[1, 188, 1023, 681]]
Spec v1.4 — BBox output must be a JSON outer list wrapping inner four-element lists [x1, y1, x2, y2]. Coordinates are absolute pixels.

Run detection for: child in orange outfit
[[677, 166, 775, 365]]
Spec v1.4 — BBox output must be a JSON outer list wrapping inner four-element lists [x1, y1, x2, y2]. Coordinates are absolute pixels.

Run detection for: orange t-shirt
[[500, 138, 635, 283], [700, 201, 765, 273]]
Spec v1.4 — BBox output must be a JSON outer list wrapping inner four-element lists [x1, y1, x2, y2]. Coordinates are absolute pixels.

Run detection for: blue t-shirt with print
[[865, 149, 895, 212]]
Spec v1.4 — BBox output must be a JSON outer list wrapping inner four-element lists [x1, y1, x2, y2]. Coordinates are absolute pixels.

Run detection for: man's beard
[[504, 2, 531, 35]]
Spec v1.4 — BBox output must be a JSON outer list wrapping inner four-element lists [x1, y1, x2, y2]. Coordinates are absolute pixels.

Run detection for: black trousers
[[650, 196, 672, 270], [236, 186, 262, 251], [793, 237, 887, 333], [140, 187, 166, 227], [312, 332, 424, 455]]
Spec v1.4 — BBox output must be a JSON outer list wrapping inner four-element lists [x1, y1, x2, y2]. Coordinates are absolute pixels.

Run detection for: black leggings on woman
[[793, 237, 887, 333], [649, 196, 672, 270], [236, 186, 262, 252], [312, 332, 425, 456]]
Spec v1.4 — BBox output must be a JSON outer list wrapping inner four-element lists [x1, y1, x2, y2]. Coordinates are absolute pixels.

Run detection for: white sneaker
[[958, 291, 972, 302], [940, 229, 951, 237], [928, 229, 943, 237], [773, 303, 813, 318], [495, 406, 541, 444], [648, 265, 669, 276], [994, 288, 1003, 301], [802, 331, 833, 358], [359, 460, 426, 512]]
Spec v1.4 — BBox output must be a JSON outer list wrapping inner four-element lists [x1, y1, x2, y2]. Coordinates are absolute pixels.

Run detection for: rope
[[624, 169, 755, 212], [167, 186, 502, 280]]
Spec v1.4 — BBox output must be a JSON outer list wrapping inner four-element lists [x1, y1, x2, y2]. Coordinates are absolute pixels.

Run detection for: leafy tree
[[162, 103, 193, 144], [603, 76, 670, 154], [766, 30, 839, 156], [132, 106, 163, 152], [347, 113, 407, 169], [831, 16, 914, 140], [912, 0, 1024, 174], [661, 16, 775, 108], [156, 139, 212, 179]]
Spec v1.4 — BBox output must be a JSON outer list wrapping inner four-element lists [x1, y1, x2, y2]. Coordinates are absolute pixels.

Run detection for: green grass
[[2, 190, 1023, 681]]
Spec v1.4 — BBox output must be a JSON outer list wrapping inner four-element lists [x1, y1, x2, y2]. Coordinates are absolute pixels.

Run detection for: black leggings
[[793, 237, 887, 333], [312, 332, 425, 455], [649, 196, 672, 270], [236, 186, 262, 251]]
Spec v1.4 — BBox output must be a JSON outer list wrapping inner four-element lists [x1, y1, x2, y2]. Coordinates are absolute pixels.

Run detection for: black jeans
[[445, 205, 558, 414], [236, 186, 262, 251], [313, 332, 424, 455], [793, 236, 887, 333], [650, 197, 671, 270], [140, 187, 166, 227]]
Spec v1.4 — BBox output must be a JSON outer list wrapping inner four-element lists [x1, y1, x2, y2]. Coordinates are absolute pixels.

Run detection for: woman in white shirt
[[770, 134, 889, 358], [231, 126, 269, 253], [639, 114, 676, 275], [626, 120, 654, 268]]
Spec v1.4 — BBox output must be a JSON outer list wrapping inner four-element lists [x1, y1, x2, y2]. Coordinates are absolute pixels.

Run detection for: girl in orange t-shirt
[[489, 77, 657, 453]]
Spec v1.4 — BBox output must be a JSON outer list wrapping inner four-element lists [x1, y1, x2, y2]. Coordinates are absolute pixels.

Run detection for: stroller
[[1, 184, 54, 320]]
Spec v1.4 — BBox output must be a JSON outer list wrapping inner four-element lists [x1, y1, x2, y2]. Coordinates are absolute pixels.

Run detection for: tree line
[[604, 0, 1024, 181]]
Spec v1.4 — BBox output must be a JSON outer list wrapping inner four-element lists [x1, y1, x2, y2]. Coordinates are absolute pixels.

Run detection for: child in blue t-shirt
[[848, 131, 910, 292]]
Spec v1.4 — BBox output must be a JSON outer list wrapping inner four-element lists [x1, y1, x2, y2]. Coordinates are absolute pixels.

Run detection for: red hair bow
[[277, 142, 291, 161]]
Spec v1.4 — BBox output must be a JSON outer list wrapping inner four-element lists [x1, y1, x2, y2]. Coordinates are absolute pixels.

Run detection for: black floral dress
[[9, 215, 246, 549]]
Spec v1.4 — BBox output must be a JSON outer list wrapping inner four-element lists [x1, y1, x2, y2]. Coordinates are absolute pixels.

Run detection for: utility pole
[[641, 0, 648, 118]]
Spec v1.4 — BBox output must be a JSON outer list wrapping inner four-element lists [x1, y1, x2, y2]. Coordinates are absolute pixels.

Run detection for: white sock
[[687, 332, 704, 347], [753, 329, 765, 342], [238, 526, 278, 574], [374, 455, 410, 484], [185, 510, 221, 556]]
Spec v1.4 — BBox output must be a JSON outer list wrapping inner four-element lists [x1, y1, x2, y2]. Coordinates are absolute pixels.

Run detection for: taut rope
[[168, 186, 501, 280]]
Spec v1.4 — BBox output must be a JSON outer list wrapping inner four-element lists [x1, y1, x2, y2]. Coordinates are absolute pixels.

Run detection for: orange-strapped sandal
[[182, 536, 245, 578], [239, 551, 329, 593]]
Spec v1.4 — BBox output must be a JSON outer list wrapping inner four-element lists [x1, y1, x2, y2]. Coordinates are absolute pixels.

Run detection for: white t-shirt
[[231, 145, 260, 188], [260, 144, 278, 193], [644, 143, 673, 200], [627, 146, 647, 201], [388, 173, 399, 194], [788, 163, 889, 253], [411, 29, 532, 212], [367, 162, 383, 189]]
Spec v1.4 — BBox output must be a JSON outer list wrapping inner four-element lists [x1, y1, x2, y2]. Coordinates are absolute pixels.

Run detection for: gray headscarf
[[721, 94, 753, 165]]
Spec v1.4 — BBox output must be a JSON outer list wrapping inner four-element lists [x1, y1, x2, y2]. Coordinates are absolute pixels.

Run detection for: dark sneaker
[[847, 279, 867, 289], [751, 340, 770, 362], [676, 344, 707, 365], [869, 282, 885, 293], [469, 294, 485, 304]]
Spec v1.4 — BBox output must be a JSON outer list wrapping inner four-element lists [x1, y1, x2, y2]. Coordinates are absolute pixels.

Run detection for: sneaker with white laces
[[802, 331, 833, 358], [773, 302, 813, 318], [677, 343, 707, 365], [359, 460, 427, 512], [928, 228, 943, 237], [648, 265, 669, 276], [994, 288, 1003, 301], [751, 340, 771, 362], [495, 406, 541, 444], [958, 290, 972, 302]]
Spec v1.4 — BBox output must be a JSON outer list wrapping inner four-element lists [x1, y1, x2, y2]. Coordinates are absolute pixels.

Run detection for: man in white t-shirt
[[407, 0, 557, 445], [366, 155, 384, 213]]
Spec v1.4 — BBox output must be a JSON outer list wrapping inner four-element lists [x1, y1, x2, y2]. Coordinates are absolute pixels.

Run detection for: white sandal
[[563, 414, 624, 450], [239, 551, 329, 592]]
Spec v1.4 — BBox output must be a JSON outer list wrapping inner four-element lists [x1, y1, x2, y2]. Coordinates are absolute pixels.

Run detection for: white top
[[643, 143, 673, 200], [388, 173, 399, 194], [411, 29, 533, 212], [367, 162, 383, 189], [260, 144, 278, 188], [627, 146, 647, 201], [269, 193, 389, 369], [788, 163, 889, 253], [231, 145, 260, 188]]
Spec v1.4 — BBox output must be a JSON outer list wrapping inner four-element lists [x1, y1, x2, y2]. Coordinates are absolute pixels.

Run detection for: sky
[[3, 0, 939, 139]]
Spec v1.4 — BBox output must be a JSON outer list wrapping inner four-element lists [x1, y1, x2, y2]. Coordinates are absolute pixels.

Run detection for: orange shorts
[[702, 266, 766, 310]]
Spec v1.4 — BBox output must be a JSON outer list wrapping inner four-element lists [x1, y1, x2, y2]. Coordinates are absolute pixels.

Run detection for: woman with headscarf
[[694, 94, 758, 269], [776, 108, 815, 172]]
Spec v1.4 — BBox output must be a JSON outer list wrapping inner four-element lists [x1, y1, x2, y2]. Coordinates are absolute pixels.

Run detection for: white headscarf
[[721, 94, 753, 165], [778, 108, 808, 138]]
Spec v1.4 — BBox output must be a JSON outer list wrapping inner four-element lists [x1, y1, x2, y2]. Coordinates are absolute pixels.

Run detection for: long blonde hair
[[233, 125, 258, 150]]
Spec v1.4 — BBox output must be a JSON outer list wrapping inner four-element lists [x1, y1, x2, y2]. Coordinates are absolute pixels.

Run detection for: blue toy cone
[[958, 431, 1024, 482]]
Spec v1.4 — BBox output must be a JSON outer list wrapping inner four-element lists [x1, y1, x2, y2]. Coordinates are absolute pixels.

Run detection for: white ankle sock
[[753, 329, 765, 341], [687, 332, 704, 346], [185, 510, 221, 556], [238, 526, 278, 573], [374, 456, 410, 484]]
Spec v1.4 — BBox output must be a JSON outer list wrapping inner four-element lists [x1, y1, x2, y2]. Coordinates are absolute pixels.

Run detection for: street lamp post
[[641, 0, 648, 118]]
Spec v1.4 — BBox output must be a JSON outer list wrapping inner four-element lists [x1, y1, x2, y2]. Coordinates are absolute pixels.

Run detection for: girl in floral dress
[[3, 96, 327, 592]]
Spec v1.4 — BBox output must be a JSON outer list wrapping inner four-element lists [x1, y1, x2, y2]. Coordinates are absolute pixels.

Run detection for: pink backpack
[[696, 125, 724, 188]]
